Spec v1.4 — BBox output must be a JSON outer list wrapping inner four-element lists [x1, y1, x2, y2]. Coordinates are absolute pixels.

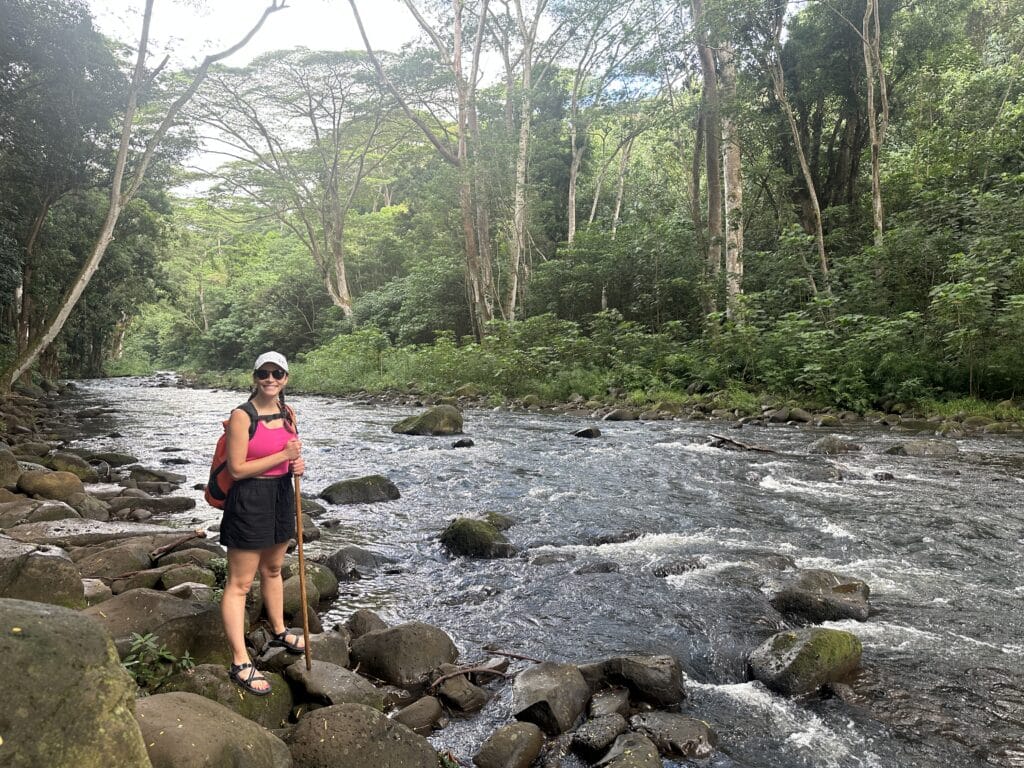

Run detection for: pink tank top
[[246, 421, 293, 476]]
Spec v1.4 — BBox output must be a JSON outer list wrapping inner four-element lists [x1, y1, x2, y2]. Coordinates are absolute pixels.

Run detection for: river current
[[64, 377, 1024, 768]]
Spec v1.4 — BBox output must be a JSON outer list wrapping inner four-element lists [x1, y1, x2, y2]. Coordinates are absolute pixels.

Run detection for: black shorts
[[219, 474, 295, 550]]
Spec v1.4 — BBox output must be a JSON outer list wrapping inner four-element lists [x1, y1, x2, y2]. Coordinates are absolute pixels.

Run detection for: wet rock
[[440, 517, 516, 558], [814, 414, 841, 427], [595, 733, 662, 768], [603, 409, 638, 421], [0, 448, 23, 488], [0, 538, 85, 608], [66, 492, 111, 521], [322, 544, 394, 580], [285, 659, 385, 710], [482, 510, 515, 530], [128, 466, 186, 485], [286, 703, 438, 768], [344, 607, 388, 639], [580, 655, 684, 706], [789, 408, 814, 423], [453, 437, 475, 448], [436, 662, 489, 711], [513, 662, 590, 735], [573, 427, 602, 438], [135, 691, 290, 768], [772, 569, 871, 623], [320, 474, 401, 505], [391, 405, 464, 436], [75, 539, 154, 580], [629, 712, 717, 759], [160, 664, 292, 729], [284, 559, 339, 601], [748, 627, 863, 696], [0, 598, 149, 768], [88, 451, 139, 467], [475, 721, 545, 768], [589, 686, 631, 717], [572, 713, 629, 760], [45, 451, 99, 482], [873, 471, 895, 481], [574, 561, 620, 575], [884, 439, 959, 457], [111, 565, 172, 594], [106, 495, 196, 515], [808, 435, 862, 455], [4, 518, 171, 548], [350, 621, 459, 690]]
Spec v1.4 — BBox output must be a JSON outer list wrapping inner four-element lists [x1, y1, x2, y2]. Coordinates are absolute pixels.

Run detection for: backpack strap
[[237, 401, 259, 440]]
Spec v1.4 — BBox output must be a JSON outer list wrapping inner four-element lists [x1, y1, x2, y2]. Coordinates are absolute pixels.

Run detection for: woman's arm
[[226, 408, 301, 480]]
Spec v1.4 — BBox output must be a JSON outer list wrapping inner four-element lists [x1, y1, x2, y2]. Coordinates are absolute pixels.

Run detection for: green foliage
[[122, 632, 195, 691]]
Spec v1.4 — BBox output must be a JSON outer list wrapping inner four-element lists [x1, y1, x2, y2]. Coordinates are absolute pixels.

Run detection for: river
[[63, 377, 1024, 768]]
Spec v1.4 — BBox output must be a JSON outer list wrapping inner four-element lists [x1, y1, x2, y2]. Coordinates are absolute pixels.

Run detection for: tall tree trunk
[[720, 44, 744, 320], [692, 0, 723, 315], [862, 0, 888, 247], [610, 135, 634, 238], [0, 0, 284, 391]]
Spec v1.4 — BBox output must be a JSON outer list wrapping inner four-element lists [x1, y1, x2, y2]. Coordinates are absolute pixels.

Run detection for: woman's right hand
[[282, 439, 302, 461]]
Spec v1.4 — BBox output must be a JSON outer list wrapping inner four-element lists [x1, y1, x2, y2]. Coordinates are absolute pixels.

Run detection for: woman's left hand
[[291, 457, 305, 476]]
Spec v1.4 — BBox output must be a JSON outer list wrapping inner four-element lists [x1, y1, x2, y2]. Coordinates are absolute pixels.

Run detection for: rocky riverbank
[[0, 383, 938, 768]]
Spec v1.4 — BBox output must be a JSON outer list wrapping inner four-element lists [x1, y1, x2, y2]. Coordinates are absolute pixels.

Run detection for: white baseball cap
[[253, 351, 289, 372]]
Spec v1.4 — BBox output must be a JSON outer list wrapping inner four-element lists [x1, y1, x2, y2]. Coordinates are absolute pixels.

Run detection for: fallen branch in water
[[707, 434, 780, 453], [430, 665, 509, 690], [481, 644, 545, 663]]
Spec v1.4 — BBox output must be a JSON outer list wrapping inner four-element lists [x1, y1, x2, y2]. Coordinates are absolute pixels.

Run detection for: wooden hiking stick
[[294, 474, 312, 671]]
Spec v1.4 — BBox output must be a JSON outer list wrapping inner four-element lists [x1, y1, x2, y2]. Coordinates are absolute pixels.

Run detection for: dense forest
[[1, 0, 1022, 411]]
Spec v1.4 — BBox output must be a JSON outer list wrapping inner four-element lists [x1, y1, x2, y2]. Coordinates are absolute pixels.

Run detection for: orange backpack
[[204, 401, 297, 509]]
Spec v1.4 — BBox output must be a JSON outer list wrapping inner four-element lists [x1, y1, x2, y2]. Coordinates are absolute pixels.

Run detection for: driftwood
[[429, 665, 509, 690], [707, 433, 780, 454], [481, 644, 545, 664], [149, 528, 206, 560]]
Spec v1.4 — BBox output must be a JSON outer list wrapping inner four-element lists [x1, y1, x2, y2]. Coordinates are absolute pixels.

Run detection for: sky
[[88, 0, 424, 66]]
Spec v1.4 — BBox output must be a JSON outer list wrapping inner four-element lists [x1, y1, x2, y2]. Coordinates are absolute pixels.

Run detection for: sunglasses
[[255, 368, 287, 380]]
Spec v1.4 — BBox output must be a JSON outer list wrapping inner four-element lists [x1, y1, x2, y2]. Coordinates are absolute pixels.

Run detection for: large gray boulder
[[0, 537, 85, 608], [391, 405, 464, 435], [0, 598, 150, 767], [595, 733, 662, 768], [160, 664, 293, 729], [884, 439, 959, 457], [16, 469, 85, 501], [748, 627, 863, 696], [75, 539, 154, 581], [4, 518, 171, 547], [46, 451, 100, 483], [349, 621, 458, 690], [0, 448, 22, 488], [322, 546, 394, 581], [571, 714, 629, 760], [319, 475, 400, 505], [286, 703, 438, 768], [808, 435, 862, 455], [285, 660, 385, 710], [512, 662, 590, 735], [772, 569, 871, 622], [580, 655, 684, 706], [135, 691, 290, 768], [83, 587, 230, 664]]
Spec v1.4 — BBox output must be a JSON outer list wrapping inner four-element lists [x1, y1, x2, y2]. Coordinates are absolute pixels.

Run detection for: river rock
[[135, 691, 291, 768], [0, 538, 85, 607], [11, 440, 50, 457], [322, 545, 395, 581], [284, 559, 339, 600], [83, 577, 113, 604], [629, 712, 716, 759], [474, 721, 545, 768], [350, 620, 458, 690], [393, 695, 444, 735], [320, 474, 401, 505], [67, 491, 111, 521], [603, 408, 638, 421], [772, 569, 871, 622], [45, 451, 99, 482], [16, 469, 84, 501], [0, 498, 80, 528], [572, 714, 629, 759], [83, 587, 230, 663], [129, 466, 187, 485], [75, 539, 154, 580], [572, 427, 602, 438], [4, 518, 171, 547], [286, 703, 438, 768], [160, 664, 292, 728], [344, 607, 388, 638], [88, 450, 139, 466], [107, 495, 197, 515], [594, 733, 662, 768], [391, 405, 464, 435], [439, 517, 516, 558], [513, 661, 590, 735], [884, 439, 959, 457], [0, 598, 150, 767], [160, 564, 216, 590], [589, 686, 631, 717], [0, 448, 22, 488], [285, 659, 385, 709], [748, 627, 863, 696], [580, 655, 684, 706], [436, 662, 489, 711], [808, 435, 862, 455]]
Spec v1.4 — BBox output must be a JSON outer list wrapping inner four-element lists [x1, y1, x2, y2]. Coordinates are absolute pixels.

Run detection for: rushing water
[[63, 377, 1024, 768]]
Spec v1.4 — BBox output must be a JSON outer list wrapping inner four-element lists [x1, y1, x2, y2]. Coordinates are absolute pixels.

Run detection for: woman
[[219, 351, 306, 695]]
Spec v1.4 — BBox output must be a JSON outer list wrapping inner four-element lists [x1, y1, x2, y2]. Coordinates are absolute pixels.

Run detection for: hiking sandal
[[229, 662, 272, 696], [269, 630, 305, 654]]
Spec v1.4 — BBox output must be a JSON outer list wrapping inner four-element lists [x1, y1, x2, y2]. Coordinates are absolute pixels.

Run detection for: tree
[[194, 49, 403, 316], [0, 0, 286, 390]]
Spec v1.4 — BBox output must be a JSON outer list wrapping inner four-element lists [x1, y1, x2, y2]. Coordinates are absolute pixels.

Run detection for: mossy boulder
[[439, 517, 516, 558], [772, 569, 871, 622], [0, 598, 150, 767], [160, 664, 293, 729], [748, 627, 862, 696], [391, 405, 463, 436], [0, 448, 22, 488], [16, 470, 85, 502], [45, 452, 100, 483], [0, 539, 85, 608]]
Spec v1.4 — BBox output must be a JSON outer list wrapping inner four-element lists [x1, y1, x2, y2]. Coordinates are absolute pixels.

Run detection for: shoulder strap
[[237, 401, 259, 440]]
